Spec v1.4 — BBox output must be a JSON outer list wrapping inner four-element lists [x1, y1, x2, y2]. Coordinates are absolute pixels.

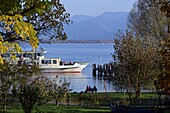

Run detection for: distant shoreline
[[39, 39, 114, 44]]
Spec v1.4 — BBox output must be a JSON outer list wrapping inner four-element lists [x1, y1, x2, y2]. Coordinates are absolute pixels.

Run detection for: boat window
[[16, 54, 22, 57], [41, 60, 51, 64], [23, 53, 32, 58], [23, 53, 26, 57], [37, 53, 43, 56], [53, 60, 57, 64], [2, 54, 10, 57]]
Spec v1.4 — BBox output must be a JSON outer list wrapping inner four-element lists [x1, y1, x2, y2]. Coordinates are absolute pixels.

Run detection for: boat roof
[[3, 50, 47, 54], [41, 58, 61, 60]]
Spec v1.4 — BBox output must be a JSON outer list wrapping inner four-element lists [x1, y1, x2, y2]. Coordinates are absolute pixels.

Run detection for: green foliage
[[0, 62, 18, 112], [15, 64, 71, 113], [0, 0, 71, 64], [51, 78, 72, 106], [0, 63, 71, 113], [15, 64, 50, 113], [0, 0, 70, 113]]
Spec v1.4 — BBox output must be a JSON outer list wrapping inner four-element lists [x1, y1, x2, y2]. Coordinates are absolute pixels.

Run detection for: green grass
[[34, 106, 110, 113], [70, 92, 168, 107], [0, 106, 111, 113], [71, 92, 159, 99], [0, 92, 169, 113], [70, 92, 163, 103], [0, 105, 169, 113]]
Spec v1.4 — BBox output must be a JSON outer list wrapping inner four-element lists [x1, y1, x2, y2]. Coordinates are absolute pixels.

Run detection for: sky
[[60, 0, 137, 16]]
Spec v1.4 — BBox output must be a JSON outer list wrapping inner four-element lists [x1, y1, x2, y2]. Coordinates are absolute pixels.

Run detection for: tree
[[0, 1, 72, 112], [112, 31, 159, 105], [53, 79, 71, 106], [154, 0, 170, 18], [0, 0, 71, 63], [127, 0, 168, 41], [13, 64, 71, 113], [130, 0, 170, 96], [0, 62, 71, 113], [0, 63, 18, 112], [154, 0, 170, 95], [127, 0, 170, 96]]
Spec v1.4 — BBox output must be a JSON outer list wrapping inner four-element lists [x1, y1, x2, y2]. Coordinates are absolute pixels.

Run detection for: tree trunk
[[56, 99, 58, 106], [24, 108, 32, 113], [22, 105, 33, 113], [127, 91, 133, 105], [3, 96, 6, 113], [2, 91, 7, 113], [134, 82, 141, 106]]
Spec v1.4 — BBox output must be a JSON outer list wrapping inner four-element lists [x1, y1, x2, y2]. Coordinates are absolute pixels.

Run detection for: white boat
[[3, 50, 89, 73]]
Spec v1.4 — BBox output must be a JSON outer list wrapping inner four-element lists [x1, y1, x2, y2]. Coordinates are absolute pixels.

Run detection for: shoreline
[[39, 39, 114, 44]]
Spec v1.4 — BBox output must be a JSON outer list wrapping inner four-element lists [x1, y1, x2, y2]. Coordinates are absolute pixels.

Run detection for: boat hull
[[41, 68, 82, 73], [40, 62, 89, 73]]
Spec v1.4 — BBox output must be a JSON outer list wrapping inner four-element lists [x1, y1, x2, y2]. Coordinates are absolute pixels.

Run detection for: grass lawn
[[1, 105, 170, 113], [0, 106, 111, 113], [70, 92, 166, 106], [0, 92, 169, 113], [71, 92, 160, 99]]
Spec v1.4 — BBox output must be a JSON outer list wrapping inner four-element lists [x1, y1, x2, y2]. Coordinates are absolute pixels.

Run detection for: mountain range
[[64, 12, 129, 40]]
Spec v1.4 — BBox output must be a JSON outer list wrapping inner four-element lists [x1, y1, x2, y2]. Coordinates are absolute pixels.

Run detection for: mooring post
[[92, 64, 96, 76], [98, 65, 103, 76]]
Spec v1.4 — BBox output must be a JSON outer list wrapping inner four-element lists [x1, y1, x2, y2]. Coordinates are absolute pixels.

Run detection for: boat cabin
[[40, 58, 61, 68], [2, 50, 46, 65]]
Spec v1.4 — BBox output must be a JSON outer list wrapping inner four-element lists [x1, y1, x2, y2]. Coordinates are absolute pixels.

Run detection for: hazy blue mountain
[[64, 12, 129, 40], [71, 15, 93, 23]]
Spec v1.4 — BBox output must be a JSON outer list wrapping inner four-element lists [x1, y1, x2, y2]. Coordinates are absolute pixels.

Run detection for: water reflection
[[42, 72, 115, 92], [42, 73, 84, 79]]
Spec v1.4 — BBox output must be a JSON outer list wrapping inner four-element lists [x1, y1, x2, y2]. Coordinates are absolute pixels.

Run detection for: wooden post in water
[[103, 64, 107, 76], [92, 64, 96, 76], [105, 64, 109, 76], [98, 65, 103, 76], [92, 63, 115, 79]]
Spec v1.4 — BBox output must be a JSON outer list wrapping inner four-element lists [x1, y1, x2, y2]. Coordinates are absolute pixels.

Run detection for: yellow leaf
[[0, 56, 3, 64]]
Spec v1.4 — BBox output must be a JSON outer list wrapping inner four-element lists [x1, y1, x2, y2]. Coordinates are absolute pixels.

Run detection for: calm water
[[23, 43, 115, 92]]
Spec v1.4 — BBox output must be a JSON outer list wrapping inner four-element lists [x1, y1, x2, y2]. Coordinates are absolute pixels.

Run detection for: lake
[[23, 43, 115, 92]]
